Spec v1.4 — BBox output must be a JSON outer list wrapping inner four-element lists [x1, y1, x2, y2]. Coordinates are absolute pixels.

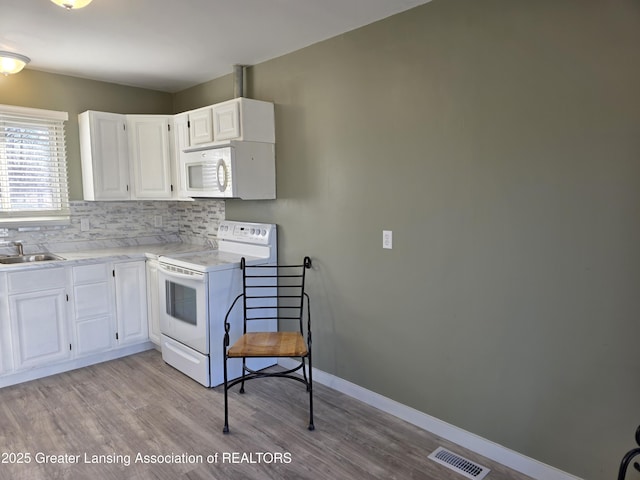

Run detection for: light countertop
[[0, 242, 211, 271]]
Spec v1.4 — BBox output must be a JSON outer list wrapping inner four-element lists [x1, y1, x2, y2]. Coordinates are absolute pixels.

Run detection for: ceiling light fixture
[[50, 0, 93, 10], [0, 51, 30, 75]]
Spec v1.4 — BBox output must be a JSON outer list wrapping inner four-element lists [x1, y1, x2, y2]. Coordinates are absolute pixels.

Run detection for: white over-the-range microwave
[[182, 140, 275, 200]]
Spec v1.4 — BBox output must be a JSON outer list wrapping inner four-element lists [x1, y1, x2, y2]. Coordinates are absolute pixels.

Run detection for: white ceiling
[[1, 0, 431, 93]]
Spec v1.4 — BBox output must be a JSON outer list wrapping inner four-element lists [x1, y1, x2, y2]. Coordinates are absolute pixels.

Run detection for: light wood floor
[[0, 350, 533, 480]]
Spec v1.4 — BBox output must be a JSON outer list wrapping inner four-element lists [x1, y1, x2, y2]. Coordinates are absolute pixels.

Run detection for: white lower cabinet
[[71, 260, 148, 351], [146, 259, 160, 346], [10, 289, 70, 369], [113, 260, 148, 345], [1, 259, 150, 385], [70, 263, 114, 357], [8, 268, 70, 370], [0, 273, 10, 375]]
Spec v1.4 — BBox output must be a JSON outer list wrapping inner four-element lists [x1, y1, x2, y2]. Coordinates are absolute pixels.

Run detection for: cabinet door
[[79, 111, 130, 200], [114, 261, 148, 345], [212, 101, 240, 141], [146, 260, 160, 346], [171, 114, 192, 200], [0, 273, 11, 375], [128, 115, 173, 199], [76, 315, 113, 356], [71, 264, 114, 357], [9, 288, 70, 370], [211, 98, 275, 143], [189, 107, 214, 145]]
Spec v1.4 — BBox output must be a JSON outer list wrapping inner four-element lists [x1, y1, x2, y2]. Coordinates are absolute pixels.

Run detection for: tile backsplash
[[0, 199, 225, 253]]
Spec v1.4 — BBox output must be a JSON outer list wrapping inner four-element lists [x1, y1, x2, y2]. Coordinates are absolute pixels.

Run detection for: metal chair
[[222, 256, 313, 433], [617, 425, 640, 480]]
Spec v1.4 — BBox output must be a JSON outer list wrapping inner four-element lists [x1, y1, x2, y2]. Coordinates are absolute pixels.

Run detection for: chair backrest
[[240, 256, 311, 334]]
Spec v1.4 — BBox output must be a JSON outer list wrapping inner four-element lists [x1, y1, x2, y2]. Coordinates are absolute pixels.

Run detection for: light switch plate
[[383, 230, 393, 249]]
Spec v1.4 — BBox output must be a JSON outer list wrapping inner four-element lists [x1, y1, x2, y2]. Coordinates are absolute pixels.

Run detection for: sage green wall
[[0, 70, 171, 199], [173, 75, 235, 113], [175, 1, 640, 478]]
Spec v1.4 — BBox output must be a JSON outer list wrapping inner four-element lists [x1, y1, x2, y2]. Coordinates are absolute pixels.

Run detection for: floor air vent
[[427, 447, 490, 480]]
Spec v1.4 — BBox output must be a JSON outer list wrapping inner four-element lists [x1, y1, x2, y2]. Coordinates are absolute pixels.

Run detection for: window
[[0, 104, 70, 227]]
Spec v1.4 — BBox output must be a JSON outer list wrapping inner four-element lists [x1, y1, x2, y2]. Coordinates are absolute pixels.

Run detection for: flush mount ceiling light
[[50, 0, 93, 10], [0, 51, 30, 75]]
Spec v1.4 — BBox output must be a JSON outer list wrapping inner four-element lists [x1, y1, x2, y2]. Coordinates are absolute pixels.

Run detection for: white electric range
[[157, 220, 277, 387]]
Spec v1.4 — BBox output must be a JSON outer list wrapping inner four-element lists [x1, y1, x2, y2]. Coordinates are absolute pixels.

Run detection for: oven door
[[158, 262, 209, 354]]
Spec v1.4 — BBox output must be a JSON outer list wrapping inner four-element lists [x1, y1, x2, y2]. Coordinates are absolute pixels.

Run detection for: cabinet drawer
[[73, 263, 108, 284], [8, 268, 65, 294]]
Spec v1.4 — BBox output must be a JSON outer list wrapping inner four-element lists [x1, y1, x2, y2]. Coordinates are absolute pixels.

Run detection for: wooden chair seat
[[228, 332, 308, 358]]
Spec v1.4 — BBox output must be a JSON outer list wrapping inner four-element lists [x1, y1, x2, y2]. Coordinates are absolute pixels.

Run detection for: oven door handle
[[158, 263, 206, 281]]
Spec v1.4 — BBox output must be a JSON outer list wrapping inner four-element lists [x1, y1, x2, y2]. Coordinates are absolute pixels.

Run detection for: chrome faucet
[[11, 241, 24, 256]]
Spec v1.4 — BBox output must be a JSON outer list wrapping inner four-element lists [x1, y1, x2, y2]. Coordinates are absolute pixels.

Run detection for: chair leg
[[239, 357, 246, 394], [223, 353, 230, 434], [301, 357, 309, 387], [307, 352, 314, 431]]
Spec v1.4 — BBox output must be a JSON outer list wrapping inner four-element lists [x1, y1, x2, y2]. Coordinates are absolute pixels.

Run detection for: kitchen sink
[[0, 253, 65, 264]]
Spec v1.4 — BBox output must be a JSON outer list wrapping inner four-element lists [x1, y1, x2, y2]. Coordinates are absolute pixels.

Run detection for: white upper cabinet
[[188, 107, 214, 146], [212, 98, 275, 143], [171, 113, 192, 200], [79, 98, 275, 201], [127, 115, 173, 199], [212, 101, 239, 141], [80, 111, 174, 201], [79, 111, 131, 201]]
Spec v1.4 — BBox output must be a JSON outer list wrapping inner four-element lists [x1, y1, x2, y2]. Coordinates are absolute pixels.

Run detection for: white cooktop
[[159, 220, 277, 273], [159, 250, 264, 273]]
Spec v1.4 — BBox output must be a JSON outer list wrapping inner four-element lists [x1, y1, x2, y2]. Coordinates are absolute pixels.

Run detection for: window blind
[[0, 105, 70, 227]]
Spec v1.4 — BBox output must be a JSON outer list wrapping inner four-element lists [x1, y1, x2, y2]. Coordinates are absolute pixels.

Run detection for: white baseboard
[[279, 358, 581, 480]]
